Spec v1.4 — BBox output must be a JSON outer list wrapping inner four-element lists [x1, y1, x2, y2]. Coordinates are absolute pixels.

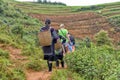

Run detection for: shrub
[[22, 45, 43, 57], [0, 54, 25, 80], [11, 25, 24, 38], [64, 46, 120, 80], [12, 68, 26, 80], [75, 6, 105, 12], [50, 69, 84, 80], [25, 47, 46, 71], [27, 58, 47, 71], [0, 34, 12, 44], [0, 49, 9, 58], [108, 15, 120, 27], [94, 30, 112, 46]]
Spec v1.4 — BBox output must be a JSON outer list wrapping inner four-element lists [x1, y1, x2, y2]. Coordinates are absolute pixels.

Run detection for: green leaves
[[0, 49, 9, 58], [95, 30, 112, 46], [108, 15, 120, 27], [65, 46, 120, 80]]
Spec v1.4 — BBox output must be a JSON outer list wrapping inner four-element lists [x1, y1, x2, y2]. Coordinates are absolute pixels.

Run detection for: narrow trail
[[26, 70, 51, 80], [0, 44, 52, 80], [25, 66, 66, 80]]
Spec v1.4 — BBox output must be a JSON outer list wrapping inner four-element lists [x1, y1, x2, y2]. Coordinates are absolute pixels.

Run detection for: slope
[[11, 1, 120, 43]]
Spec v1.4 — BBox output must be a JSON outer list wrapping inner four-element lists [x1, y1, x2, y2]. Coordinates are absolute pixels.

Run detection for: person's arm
[[40, 26, 45, 32]]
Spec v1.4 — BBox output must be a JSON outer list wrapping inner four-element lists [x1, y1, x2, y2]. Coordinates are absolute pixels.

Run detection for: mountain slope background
[[10, 0, 120, 43]]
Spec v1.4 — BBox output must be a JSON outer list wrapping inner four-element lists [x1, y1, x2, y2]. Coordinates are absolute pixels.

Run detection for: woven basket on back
[[55, 39, 62, 50], [38, 31, 52, 46]]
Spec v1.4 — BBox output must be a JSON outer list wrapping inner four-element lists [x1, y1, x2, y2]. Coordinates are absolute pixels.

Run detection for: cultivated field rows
[[30, 12, 120, 42]]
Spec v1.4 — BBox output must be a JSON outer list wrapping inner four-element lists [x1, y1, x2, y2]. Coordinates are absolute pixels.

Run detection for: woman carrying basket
[[40, 19, 58, 72]]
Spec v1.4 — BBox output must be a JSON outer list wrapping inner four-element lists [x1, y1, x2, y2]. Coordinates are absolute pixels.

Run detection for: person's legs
[[56, 60, 59, 67], [72, 45, 75, 52], [47, 60, 52, 72], [68, 44, 73, 52], [61, 59, 64, 68], [63, 43, 70, 53]]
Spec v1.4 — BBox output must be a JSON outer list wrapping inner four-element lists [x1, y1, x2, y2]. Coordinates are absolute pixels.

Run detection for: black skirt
[[42, 46, 57, 61], [56, 54, 63, 60]]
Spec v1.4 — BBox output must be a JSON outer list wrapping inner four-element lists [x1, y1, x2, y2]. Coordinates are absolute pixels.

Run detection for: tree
[[43, 0, 47, 3], [37, 0, 42, 3]]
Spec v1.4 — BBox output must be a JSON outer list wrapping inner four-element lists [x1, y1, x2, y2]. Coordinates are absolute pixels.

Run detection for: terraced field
[[9, 1, 78, 14], [30, 12, 120, 42], [101, 6, 120, 17], [10, 1, 120, 43]]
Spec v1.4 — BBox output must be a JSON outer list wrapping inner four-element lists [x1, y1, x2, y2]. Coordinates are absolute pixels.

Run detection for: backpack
[[69, 35, 75, 45], [38, 30, 52, 46], [38, 26, 53, 46]]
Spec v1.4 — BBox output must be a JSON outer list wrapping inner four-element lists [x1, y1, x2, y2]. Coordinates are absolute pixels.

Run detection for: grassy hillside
[[8, 1, 82, 14], [0, 0, 46, 80], [0, 0, 43, 47]]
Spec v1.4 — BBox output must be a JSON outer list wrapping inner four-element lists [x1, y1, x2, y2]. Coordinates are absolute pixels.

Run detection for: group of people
[[40, 19, 75, 72]]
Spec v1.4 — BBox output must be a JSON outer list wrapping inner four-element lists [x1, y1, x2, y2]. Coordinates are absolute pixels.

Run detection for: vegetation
[[0, 49, 9, 58], [51, 69, 84, 80], [0, 48, 26, 80], [65, 31, 120, 80], [0, 0, 43, 79], [94, 30, 112, 46], [75, 6, 105, 12], [8, 1, 78, 14], [65, 46, 120, 80], [25, 47, 47, 71], [37, 0, 66, 6], [108, 15, 120, 27]]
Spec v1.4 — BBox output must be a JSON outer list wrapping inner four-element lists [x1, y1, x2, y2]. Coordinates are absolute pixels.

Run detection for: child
[[55, 45, 65, 68]]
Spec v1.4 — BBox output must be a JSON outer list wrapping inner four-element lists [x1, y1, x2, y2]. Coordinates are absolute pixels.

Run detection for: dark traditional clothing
[[40, 26, 58, 61], [40, 25, 59, 71]]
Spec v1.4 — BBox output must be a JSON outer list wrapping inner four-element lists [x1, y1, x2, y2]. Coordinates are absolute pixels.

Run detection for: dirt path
[[0, 44, 52, 80], [26, 70, 52, 80]]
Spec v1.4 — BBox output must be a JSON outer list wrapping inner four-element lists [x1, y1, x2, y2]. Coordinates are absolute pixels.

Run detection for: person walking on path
[[67, 33, 75, 52], [58, 24, 70, 53], [55, 30, 65, 68], [40, 19, 58, 72]]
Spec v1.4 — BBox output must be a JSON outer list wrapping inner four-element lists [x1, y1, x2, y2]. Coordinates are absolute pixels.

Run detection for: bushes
[[25, 46, 47, 71], [0, 34, 12, 44], [0, 51, 25, 80], [75, 6, 105, 12], [0, 49, 9, 58], [65, 46, 120, 80], [108, 15, 120, 27], [94, 30, 112, 46], [11, 68, 26, 80], [50, 69, 84, 80], [27, 58, 47, 71], [0, 64, 26, 80]]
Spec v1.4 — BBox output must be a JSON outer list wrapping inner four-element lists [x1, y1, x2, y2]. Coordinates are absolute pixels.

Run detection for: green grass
[[102, 11, 120, 16], [51, 69, 84, 80], [8, 1, 82, 14]]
